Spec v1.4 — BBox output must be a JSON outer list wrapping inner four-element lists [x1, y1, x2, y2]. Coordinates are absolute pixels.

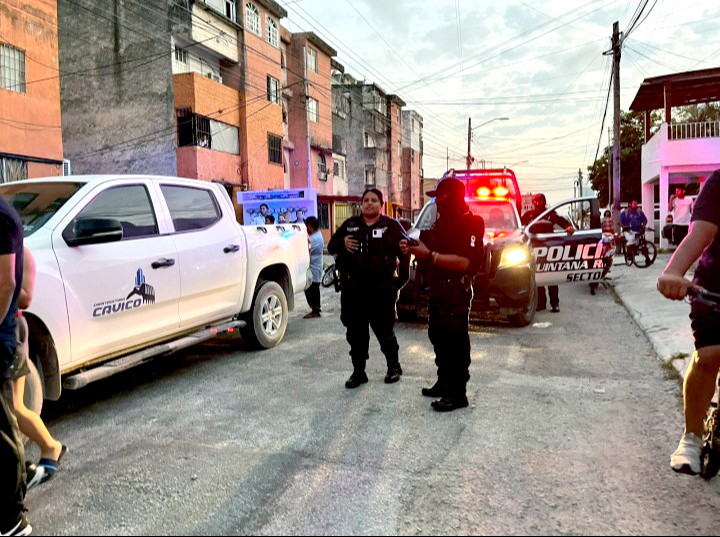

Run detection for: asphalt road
[[25, 283, 720, 535]]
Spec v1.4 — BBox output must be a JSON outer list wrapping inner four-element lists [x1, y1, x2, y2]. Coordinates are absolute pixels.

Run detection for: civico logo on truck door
[[92, 269, 156, 318]]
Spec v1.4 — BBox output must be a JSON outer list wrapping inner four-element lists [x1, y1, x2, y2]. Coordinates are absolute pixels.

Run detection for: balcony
[[642, 122, 720, 184], [173, 72, 241, 126], [364, 147, 388, 171]]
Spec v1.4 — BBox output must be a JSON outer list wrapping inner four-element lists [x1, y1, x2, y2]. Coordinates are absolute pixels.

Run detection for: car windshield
[[0, 182, 84, 237], [415, 201, 519, 232]]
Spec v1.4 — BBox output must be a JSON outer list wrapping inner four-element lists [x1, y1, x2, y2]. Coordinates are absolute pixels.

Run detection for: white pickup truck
[[0, 175, 309, 408]]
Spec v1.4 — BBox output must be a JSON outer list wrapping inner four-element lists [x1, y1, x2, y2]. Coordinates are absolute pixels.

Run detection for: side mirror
[[65, 218, 123, 247]]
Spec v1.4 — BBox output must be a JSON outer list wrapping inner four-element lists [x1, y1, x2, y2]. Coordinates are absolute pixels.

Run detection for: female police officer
[[328, 189, 410, 389], [401, 178, 485, 412]]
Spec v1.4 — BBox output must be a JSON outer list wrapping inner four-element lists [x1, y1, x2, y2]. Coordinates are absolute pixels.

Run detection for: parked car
[[0, 175, 310, 410]]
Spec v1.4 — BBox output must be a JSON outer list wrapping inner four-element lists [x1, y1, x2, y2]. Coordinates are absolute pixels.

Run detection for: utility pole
[[467, 118, 472, 169], [303, 46, 312, 190], [612, 21, 622, 226]]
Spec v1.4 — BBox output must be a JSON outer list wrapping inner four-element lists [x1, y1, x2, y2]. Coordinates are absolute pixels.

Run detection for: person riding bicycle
[[658, 169, 720, 476], [620, 200, 647, 256]]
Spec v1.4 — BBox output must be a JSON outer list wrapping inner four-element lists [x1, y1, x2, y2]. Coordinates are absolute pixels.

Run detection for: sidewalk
[[610, 253, 694, 377]]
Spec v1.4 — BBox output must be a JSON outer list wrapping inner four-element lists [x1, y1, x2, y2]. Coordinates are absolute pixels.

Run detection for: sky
[[280, 0, 720, 203]]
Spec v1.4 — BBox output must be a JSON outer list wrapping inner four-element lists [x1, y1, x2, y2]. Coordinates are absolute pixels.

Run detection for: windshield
[[415, 201, 519, 232], [0, 182, 84, 237]]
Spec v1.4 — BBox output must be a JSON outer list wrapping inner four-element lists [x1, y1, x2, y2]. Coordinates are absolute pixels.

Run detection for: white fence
[[671, 121, 720, 141]]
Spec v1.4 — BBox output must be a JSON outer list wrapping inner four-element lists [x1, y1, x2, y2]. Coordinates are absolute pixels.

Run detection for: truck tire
[[23, 359, 44, 417], [242, 281, 289, 350], [508, 283, 537, 328]]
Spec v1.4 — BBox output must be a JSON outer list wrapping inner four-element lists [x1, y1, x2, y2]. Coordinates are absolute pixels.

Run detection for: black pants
[[0, 382, 25, 528], [537, 286, 559, 309], [428, 287, 473, 397], [305, 282, 321, 313], [341, 286, 399, 372]]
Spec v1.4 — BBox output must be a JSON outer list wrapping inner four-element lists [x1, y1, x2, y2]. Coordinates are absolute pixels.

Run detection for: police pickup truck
[[0, 176, 310, 411], [398, 169, 605, 326]]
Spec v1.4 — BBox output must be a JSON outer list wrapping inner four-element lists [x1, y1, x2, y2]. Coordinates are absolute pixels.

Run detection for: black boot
[[384, 363, 403, 384], [345, 370, 369, 389], [431, 394, 469, 412], [422, 380, 448, 398]]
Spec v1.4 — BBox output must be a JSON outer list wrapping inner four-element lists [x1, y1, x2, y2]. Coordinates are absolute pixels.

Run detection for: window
[[69, 186, 158, 240], [0, 44, 26, 93], [224, 0, 237, 22], [266, 17, 279, 48], [333, 160, 345, 181], [365, 167, 376, 186], [1, 182, 82, 237], [412, 149, 415, 163], [267, 76, 280, 104], [318, 154, 327, 180], [319, 202, 330, 230], [307, 98, 319, 123], [0, 157, 27, 183], [268, 134, 283, 164], [398, 142, 402, 159], [161, 185, 221, 232], [398, 174, 403, 191], [177, 109, 239, 154], [307, 48, 318, 72], [245, 2, 261, 35], [364, 132, 375, 149]]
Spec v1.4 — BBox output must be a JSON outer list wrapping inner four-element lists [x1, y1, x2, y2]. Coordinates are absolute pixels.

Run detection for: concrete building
[[386, 95, 406, 219], [0, 0, 64, 180], [402, 110, 424, 218], [58, 0, 287, 195], [630, 68, 720, 249]]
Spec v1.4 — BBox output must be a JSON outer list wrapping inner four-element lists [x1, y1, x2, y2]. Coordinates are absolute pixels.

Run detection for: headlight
[[499, 246, 529, 269]]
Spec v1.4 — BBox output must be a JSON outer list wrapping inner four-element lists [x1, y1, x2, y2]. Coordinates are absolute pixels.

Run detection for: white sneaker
[[671, 433, 703, 475]]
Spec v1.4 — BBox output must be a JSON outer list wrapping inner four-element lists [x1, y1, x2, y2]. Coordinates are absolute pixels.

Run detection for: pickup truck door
[[156, 184, 246, 328], [52, 183, 182, 364], [526, 197, 605, 287]]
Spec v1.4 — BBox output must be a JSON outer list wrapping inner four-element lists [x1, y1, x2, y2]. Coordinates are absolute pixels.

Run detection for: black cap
[[428, 178, 466, 198]]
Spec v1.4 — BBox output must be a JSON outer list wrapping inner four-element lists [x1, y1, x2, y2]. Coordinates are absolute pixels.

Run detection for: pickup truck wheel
[[242, 281, 288, 349], [508, 283, 537, 328], [23, 359, 44, 417]]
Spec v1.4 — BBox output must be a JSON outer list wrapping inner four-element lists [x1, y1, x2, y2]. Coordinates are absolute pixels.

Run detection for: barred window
[[268, 134, 283, 164], [0, 44, 26, 94], [245, 2, 261, 36], [0, 157, 27, 183]]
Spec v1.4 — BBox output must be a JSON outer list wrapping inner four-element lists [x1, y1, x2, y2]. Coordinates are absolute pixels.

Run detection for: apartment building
[[402, 110, 424, 217], [0, 0, 64, 181]]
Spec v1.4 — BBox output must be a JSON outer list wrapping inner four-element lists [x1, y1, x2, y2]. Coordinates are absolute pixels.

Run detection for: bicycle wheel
[[322, 264, 336, 288], [633, 241, 657, 269]]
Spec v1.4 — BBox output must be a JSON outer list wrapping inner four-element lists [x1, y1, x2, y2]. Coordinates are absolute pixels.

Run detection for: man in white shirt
[[251, 204, 270, 226], [669, 186, 694, 244]]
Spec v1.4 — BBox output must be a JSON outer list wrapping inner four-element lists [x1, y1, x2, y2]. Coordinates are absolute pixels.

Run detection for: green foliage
[[588, 111, 662, 206]]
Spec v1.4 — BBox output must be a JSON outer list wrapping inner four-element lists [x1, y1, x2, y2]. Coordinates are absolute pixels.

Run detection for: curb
[[607, 281, 690, 378]]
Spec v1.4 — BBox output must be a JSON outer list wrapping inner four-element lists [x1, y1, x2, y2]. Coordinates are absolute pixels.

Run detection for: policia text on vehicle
[[328, 189, 410, 389], [401, 178, 485, 412]]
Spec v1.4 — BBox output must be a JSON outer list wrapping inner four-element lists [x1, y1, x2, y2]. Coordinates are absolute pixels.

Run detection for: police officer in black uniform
[[401, 178, 485, 412], [328, 188, 410, 389], [521, 193, 574, 312]]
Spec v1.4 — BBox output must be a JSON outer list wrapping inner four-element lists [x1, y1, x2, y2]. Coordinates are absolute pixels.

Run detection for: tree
[[588, 110, 662, 207], [677, 102, 720, 123]]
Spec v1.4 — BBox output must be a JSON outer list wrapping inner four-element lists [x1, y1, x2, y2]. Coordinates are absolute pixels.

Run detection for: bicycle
[[322, 263, 340, 292], [622, 227, 657, 268], [687, 286, 720, 479]]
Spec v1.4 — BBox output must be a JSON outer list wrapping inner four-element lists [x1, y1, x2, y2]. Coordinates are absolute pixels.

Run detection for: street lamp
[[467, 117, 509, 169]]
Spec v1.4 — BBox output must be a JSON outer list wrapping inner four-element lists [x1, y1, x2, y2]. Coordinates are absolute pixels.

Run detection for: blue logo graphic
[[127, 268, 156, 304]]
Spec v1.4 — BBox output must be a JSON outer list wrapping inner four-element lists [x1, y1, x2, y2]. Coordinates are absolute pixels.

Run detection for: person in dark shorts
[[658, 169, 720, 476], [0, 196, 31, 536]]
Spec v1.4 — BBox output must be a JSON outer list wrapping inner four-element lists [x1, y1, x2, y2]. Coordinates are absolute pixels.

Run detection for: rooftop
[[630, 67, 720, 112]]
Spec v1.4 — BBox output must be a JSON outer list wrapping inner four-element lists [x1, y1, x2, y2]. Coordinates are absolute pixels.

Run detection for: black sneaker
[[345, 372, 369, 389], [422, 381, 448, 398], [431, 395, 469, 412], [1, 514, 32, 537], [551, 305, 560, 313], [25, 463, 45, 491], [384, 365, 402, 384]]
